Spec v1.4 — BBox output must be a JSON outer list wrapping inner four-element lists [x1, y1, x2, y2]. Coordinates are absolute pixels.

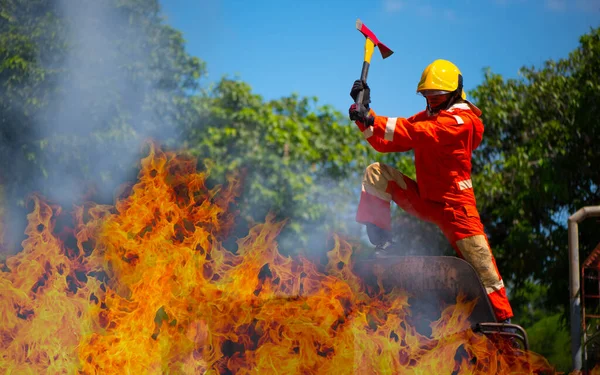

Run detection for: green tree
[[470, 26, 600, 362], [527, 313, 572, 372], [181, 78, 380, 255], [0, 0, 204, 248]]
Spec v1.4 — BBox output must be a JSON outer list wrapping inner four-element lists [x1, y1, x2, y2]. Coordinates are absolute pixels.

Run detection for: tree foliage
[[180, 79, 377, 254], [0, 0, 203, 201], [0, 0, 204, 247], [471, 27, 600, 316], [527, 313, 571, 372]]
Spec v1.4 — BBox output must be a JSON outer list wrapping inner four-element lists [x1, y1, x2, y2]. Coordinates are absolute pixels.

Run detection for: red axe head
[[356, 19, 394, 59]]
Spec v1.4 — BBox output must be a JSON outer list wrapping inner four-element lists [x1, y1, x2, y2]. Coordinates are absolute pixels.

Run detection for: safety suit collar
[[448, 101, 482, 117], [427, 101, 482, 118], [448, 102, 470, 111]]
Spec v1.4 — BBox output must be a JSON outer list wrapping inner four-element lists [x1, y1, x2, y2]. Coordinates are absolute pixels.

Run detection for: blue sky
[[161, 0, 599, 117]]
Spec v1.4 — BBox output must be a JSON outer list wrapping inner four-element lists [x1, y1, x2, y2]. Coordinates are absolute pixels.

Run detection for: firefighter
[[348, 59, 513, 323]]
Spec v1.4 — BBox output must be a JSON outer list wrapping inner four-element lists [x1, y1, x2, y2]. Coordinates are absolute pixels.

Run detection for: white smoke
[[1, 0, 195, 250], [39, 0, 158, 205]]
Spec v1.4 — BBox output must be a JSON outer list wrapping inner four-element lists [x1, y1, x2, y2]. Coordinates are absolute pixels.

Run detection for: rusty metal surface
[[582, 242, 600, 269], [353, 256, 497, 328], [568, 205, 600, 371]]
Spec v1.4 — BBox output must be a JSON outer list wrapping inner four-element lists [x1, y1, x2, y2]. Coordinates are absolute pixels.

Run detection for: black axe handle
[[355, 61, 373, 125], [355, 61, 370, 108]]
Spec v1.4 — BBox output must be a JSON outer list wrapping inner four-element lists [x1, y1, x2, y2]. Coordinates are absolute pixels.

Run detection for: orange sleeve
[[354, 109, 467, 153], [354, 109, 434, 152]]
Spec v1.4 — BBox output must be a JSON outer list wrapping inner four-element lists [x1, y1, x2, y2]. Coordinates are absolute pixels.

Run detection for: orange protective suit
[[354, 102, 513, 322]]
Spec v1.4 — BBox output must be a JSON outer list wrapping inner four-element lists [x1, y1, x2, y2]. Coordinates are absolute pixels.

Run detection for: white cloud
[[545, 0, 600, 11], [444, 9, 458, 21], [545, 0, 567, 11], [575, 0, 600, 11], [494, 0, 597, 12], [384, 0, 406, 12], [416, 4, 434, 17], [382, 1, 459, 22], [493, 0, 527, 5]]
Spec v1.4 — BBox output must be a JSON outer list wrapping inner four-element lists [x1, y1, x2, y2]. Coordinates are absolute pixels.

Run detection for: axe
[[354, 19, 393, 115]]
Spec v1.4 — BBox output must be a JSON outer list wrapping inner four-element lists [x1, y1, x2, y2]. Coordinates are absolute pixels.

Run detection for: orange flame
[[0, 144, 562, 374]]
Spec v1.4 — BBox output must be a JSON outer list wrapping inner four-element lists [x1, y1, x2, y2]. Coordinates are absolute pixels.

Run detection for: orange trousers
[[356, 163, 513, 322]]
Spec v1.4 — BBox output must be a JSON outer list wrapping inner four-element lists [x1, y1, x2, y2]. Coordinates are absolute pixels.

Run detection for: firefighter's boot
[[366, 223, 400, 258]]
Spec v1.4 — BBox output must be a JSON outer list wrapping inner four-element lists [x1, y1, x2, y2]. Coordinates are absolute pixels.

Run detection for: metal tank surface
[[353, 256, 529, 349]]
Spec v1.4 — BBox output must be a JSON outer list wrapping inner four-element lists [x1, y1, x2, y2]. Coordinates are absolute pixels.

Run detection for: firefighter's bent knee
[[364, 162, 407, 191]]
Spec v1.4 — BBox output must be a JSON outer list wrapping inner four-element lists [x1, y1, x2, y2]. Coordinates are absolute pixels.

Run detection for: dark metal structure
[[568, 205, 600, 371], [353, 256, 528, 349], [582, 244, 600, 369]]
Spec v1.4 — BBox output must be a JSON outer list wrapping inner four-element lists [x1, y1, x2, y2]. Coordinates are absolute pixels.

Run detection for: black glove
[[349, 103, 374, 126], [350, 79, 371, 106]]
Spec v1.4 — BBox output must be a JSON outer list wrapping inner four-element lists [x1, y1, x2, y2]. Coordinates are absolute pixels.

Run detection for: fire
[[0, 144, 560, 374]]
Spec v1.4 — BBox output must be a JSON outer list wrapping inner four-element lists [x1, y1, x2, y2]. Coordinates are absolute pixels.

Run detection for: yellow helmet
[[416, 59, 466, 100]]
